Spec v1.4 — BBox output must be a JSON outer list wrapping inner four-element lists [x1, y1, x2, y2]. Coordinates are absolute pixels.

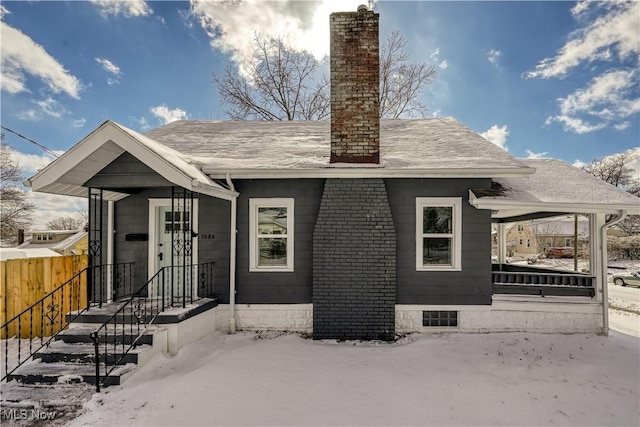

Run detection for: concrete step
[[35, 341, 152, 364], [56, 324, 160, 346], [6, 360, 137, 386]]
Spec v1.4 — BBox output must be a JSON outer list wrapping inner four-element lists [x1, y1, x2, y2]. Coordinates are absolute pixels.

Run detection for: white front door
[[148, 199, 199, 299]]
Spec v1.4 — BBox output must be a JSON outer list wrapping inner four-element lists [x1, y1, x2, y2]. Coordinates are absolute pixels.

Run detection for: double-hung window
[[249, 198, 294, 272], [416, 197, 462, 271]]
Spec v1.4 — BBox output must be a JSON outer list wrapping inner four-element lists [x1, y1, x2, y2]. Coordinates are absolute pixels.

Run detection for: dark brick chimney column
[[330, 7, 380, 164]]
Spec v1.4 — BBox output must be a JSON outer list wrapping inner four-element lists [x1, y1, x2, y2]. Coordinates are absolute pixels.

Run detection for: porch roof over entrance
[[25, 121, 238, 202], [469, 159, 640, 221]]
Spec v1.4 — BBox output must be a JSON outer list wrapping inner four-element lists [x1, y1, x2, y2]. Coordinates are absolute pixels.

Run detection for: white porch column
[[106, 200, 114, 302], [497, 223, 507, 264], [592, 213, 607, 334]]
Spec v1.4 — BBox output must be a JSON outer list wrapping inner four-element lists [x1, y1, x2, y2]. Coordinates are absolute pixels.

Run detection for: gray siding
[[85, 152, 173, 188], [234, 179, 324, 304], [112, 187, 232, 298], [386, 178, 493, 305], [113, 188, 170, 293], [106, 176, 492, 307]]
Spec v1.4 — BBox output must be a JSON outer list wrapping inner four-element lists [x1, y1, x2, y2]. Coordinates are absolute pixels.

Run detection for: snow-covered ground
[[65, 330, 639, 427], [3, 258, 638, 426]]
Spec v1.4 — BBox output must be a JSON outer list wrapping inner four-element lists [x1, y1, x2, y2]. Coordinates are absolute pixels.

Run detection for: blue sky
[[1, 1, 638, 227]]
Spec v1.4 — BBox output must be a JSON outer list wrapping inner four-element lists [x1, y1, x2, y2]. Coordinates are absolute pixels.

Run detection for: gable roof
[[25, 120, 238, 201], [470, 159, 640, 218], [144, 117, 534, 178], [18, 230, 87, 251]]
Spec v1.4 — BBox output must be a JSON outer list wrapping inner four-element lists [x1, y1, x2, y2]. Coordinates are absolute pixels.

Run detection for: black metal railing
[[91, 262, 214, 391], [1, 263, 135, 382], [89, 262, 136, 307], [492, 271, 595, 297]]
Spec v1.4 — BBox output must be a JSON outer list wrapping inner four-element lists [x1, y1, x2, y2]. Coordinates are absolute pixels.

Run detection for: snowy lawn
[[68, 331, 639, 427]]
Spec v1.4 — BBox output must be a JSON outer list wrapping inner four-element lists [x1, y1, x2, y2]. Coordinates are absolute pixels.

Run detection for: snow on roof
[[112, 122, 227, 191], [0, 248, 62, 261], [144, 117, 532, 175], [472, 159, 640, 214]]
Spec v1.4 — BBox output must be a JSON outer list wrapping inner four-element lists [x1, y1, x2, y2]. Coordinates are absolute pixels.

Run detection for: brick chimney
[[330, 5, 380, 164]]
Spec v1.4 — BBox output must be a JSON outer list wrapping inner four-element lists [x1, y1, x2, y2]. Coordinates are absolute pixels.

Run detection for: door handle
[[159, 252, 163, 261]]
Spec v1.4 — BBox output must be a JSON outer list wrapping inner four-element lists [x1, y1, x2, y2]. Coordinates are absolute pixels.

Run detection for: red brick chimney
[[330, 5, 380, 164]]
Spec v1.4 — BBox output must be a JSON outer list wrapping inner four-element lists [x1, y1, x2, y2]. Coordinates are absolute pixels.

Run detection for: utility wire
[[0, 125, 59, 159]]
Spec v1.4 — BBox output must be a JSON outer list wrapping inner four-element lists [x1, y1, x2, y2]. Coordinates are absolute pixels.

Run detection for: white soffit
[[26, 121, 237, 201]]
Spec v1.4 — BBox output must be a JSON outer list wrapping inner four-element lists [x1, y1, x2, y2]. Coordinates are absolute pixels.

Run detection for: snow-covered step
[[35, 341, 152, 365], [6, 360, 138, 386], [56, 324, 162, 346]]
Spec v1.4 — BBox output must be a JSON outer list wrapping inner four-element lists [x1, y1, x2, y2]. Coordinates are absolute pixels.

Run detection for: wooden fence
[[0, 255, 88, 338]]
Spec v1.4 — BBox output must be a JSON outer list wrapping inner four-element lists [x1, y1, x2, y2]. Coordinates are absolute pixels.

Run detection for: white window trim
[[249, 198, 294, 272], [416, 197, 462, 271]]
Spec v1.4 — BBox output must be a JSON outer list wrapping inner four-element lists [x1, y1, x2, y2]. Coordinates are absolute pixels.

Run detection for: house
[[24, 7, 639, 341], [504, 216, 590, 257], [17, 229, 88, 256]]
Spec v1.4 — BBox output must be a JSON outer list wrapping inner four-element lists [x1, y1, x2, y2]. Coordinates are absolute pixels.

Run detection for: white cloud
[[90, 0, 152, 18], [27, 192, 87, 230], [150, 104, 188, 124], [71, 118, 86, 129], [525, 150, 549, 159], [36, 97, 67, 118], [17, 97, 68, 121], [487, 49, 501, 67], [546, 69, 639, 133], [431, 109, 441, 118], [0, 16, 82, 98], [95, 57, 122, 85], [129, 115, 151, 131], [0, 5, 9, 19], [572, 159, 587, 169], [429, 47, 448, 71], [190, 0, 369, 74], [571, 1, 593, 17], [527, 2, 639, 134], [16, 109, 41, 121], [10, 150, 58, 174], [545, 114, 605, 134], [525, 2, 638, 79], [480, 125, 509, 150]]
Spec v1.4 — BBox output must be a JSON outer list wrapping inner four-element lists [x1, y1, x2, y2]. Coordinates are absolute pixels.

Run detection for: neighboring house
[[24, 8, 639, 338], [17, 230, 88, 256], [505, 223, 538, 257], [0, 248, 62, 261], [505, 216, 590, 257]]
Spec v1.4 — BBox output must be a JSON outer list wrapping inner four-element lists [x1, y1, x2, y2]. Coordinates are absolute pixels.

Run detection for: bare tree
[[213, 31, 437, 120], [213, 35, 330, 121], [583, 150, 639, 190], [584, 150, 639, 236], [47, 214, 86, 231], [1, 135, 35, 245], [379, 31, 437, 118]]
